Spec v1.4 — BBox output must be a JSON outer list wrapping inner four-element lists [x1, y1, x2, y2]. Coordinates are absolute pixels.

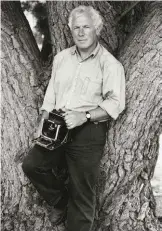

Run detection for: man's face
[[71, 13, 97, 51]]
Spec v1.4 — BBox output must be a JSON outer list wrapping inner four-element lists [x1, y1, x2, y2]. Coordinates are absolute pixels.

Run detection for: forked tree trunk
[[2, 1, 161, 231]]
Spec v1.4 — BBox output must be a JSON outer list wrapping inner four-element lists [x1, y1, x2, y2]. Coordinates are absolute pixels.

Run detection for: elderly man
[[22, 5, 125, 231]]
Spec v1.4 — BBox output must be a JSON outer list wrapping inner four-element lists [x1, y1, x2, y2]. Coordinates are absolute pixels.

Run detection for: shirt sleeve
[[99, 61, 125, 120], [40, 57, 58, 113]]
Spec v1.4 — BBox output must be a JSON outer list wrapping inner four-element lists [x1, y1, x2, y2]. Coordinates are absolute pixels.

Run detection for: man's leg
[[66, 122, 106, 231], [22, 144, 67, 207]]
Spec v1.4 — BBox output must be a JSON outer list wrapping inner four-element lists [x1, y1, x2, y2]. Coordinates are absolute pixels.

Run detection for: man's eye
[[74, 27, 79, 30], [84, 26, 90, 28]]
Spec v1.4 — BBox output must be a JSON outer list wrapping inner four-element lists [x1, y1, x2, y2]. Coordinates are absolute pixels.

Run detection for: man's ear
[[96, 27, 101, 36]]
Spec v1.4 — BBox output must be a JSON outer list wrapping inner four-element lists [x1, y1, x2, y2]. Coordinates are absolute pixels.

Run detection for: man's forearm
[[38, 108, 109, 130], [89, 107, 110, 122]]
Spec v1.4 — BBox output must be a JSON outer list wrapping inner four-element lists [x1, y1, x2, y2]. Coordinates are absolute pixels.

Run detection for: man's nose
[[78, 28, 84, 36]]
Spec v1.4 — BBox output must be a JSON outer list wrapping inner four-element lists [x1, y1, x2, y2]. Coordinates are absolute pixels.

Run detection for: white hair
[[68, 5, 103, 36]]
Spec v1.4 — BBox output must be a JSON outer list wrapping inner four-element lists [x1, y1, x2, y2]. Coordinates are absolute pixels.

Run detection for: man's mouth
[[78, 40, 87, 42]]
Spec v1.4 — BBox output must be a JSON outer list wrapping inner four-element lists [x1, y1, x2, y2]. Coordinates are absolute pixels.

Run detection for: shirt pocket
[[80, 75, 102, 103]]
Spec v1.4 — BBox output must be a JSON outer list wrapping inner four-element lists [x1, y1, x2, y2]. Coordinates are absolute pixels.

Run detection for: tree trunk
[[2, 1, 161, 231], [47, 1, 124, 56], [94, 2, 161, 231], [1, 1, 45, 230]]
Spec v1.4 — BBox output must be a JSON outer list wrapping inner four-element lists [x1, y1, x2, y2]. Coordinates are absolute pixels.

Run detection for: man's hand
[[33, 110, 49, 139], [33, 119, 44, 139], [63, 110, 87, 129]]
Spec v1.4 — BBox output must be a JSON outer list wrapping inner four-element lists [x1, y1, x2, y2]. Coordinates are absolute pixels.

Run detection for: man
[[22, 5, 125, 231]]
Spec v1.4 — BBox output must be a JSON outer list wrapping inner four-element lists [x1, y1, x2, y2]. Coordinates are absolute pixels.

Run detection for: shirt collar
[[70, 42, 101, 59], [91, 42, 100, 57]]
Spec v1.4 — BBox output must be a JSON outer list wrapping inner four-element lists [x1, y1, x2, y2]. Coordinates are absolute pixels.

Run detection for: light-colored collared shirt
[[40, 43, 125, 119]]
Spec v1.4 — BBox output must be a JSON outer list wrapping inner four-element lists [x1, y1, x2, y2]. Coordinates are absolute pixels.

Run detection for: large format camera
[[35, 110, 69, 150]]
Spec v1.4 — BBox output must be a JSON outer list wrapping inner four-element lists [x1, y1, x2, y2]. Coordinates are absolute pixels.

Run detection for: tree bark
[[2, 1, 161, 231], [94, 2, 161, 231], [1, 1, 46, 230]]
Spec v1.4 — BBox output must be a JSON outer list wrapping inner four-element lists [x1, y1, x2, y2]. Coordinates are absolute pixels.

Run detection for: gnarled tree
[[1, 1, 161, 231]]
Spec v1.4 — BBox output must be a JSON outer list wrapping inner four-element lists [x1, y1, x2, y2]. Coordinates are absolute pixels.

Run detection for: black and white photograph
[[1, 1, 162, 231]]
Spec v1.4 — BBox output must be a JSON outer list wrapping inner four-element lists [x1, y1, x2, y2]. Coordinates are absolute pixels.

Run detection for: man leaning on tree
[[22, 5, 125, 231]]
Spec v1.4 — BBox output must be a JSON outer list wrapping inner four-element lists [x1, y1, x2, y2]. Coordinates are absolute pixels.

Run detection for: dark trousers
[[22, 122, 106, 231]]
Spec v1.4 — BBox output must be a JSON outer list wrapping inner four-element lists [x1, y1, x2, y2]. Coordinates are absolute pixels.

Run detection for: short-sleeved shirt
[[40, 43, 125, 119]]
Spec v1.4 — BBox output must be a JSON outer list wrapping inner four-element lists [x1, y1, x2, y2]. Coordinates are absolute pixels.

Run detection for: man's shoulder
[[100, 45, 122, 67], [55, 46, 74, 60]]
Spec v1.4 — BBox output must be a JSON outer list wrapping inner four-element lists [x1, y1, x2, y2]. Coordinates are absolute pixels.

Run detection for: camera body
[[35, 110, 69, 150]]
